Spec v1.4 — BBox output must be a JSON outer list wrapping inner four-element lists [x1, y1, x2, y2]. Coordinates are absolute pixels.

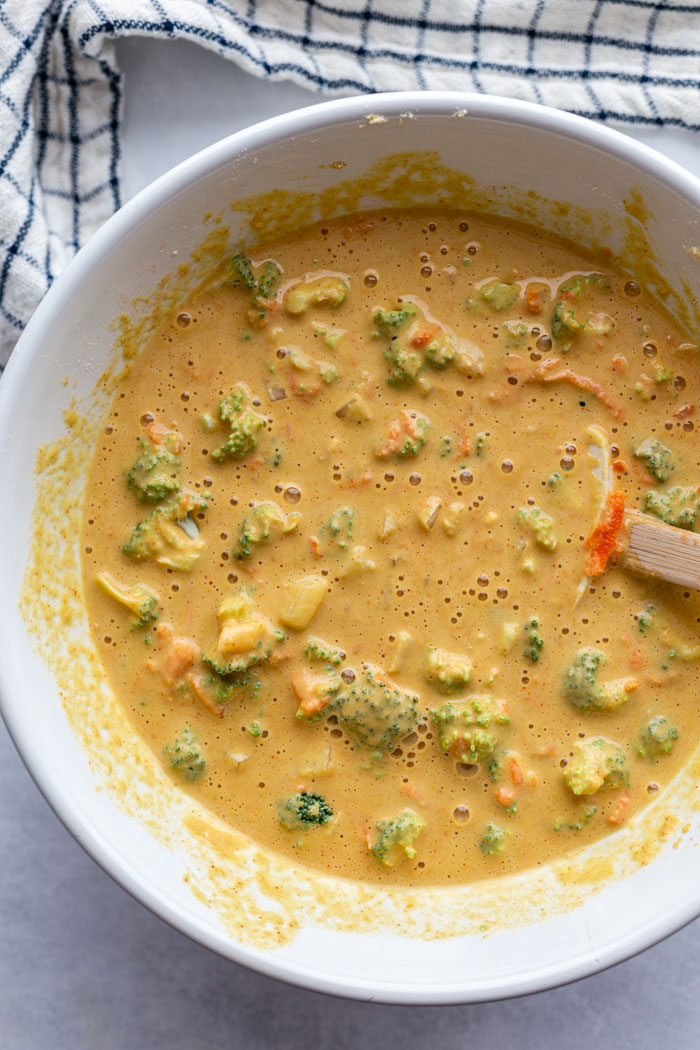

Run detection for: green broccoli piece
[[305, 637, 344, 666], [165, 728, 205, 782], [372, 306, 422, 385], [331, 666, 419, 752], [479, 281, 519, 311], [95, 571, 159, 629], [501, 321, 528, 346], [325, 506, 355, 551], [563, 737, 628, 796], [126, 439, 181, 502], [645, 486, 699, 531], [422, 328, 455, 368], [203, 626, 284, 678], [372, 306, 418, 338], [635, 603, 657, 633], [562, 648, 605, 709], [639, 716, 678, 761], [235, 501, 300, 560], [371, 809, 425, 866], [228, 252, 257, 290], [425, 645, 472, 692], [550, 274, 610, 347], [384, 343, 423, 386], [278, 791, 333, 830], [123, 490, 208, 571], [634, 438, 675, 482], [431, 696, 510, 763], [563, 648, 636, 712], [256, 259, 282, 299], [523, 617, 544, 663], [211, 383, 266, 462], [480, 823, 508, 855], [518, 506, 557, 551]]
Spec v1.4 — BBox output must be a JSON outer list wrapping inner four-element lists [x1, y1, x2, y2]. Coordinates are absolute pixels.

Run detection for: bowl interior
[[1, 94, 699, 1004]]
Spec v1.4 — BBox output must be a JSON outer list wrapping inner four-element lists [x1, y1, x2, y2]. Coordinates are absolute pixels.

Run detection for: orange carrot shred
[[608, 790, 630, 825], [584, 491, 626, 576]]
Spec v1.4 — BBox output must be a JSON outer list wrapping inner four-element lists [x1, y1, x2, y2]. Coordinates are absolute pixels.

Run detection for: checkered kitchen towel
[[1, 0, 700, 363]]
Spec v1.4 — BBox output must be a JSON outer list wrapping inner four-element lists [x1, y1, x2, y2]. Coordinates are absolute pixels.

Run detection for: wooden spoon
[[617, 510, 700, 589]]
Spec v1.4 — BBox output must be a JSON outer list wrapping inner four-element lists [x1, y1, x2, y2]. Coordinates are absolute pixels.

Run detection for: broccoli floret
[[235, 501, 300, 560], [562, 648, 635, 711], [123, 490, 208, 571], [639, 716, 678, 761], [431, 696, 510, 763], [479, 281, 519, 311], [278, 791, 333, 830], [523, 618, 544, 663], [421, 327, 455, 369], [293, 666, 342, 723], [126, 439, 181, 502], [384, 343, 423, 386], [635, 603, 657, 633], [372, 305, 422, 385], [563, 737, 628, 796], [645, 486, 699, 531], [256, 260, 282, 299], [225, 252, 282, 296], [331, 666, 420, 752], [211, 383, 265, 462], [480, 822, 508, 855], [425, 645, 472, 692], [165, 727, 205, 782], [324, 506, 355, 551], [518, 506, 557, 551], [202, 591, 283, 677], [95, 571, 159, 629], [634, 438, 675, 482], [550, 274, 610, 348], [370, 809, 425, 866], [305, 637, 344, 666], [228, 251, 257, 290], [563, 648, 605, 708], [372, 306, 418, 338]]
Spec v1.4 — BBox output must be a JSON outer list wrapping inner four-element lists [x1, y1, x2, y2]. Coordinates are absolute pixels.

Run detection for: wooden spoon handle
[[618, 510, 700, 589]]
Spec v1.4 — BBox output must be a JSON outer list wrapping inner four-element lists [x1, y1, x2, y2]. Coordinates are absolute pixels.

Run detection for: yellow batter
[[80, 209, 700, 886]]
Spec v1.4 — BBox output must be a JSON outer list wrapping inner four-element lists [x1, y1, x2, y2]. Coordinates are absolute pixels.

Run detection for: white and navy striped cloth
[[1, 0, 699, 364]]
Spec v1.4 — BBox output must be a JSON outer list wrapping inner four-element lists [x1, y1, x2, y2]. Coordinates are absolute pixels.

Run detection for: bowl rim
[[1, 90, 700, 1005]]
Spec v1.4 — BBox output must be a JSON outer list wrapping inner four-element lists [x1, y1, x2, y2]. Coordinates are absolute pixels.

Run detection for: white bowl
[[1, 93, 700, 1005]]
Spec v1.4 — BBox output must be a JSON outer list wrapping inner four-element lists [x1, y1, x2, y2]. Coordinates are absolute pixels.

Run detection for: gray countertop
[[2, 38, 699, 1049]]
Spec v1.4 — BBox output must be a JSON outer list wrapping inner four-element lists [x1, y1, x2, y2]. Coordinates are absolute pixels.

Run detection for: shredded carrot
[[374, 419, 402, 459], [525, 286, 542, 314], [147, 422, 183, 453], [584, 490, 626, 576], [338, 470, 374, 489], [608, 790, 631, 825], [186, 672, 225, 719], [612, 459, 627, 474], [459, 427, 471, 456], [245, 454, 265, 472], [495, 785, 516, 806], [629, 649, 646, 671], [611, 354, 628, 372], [401, 781, 428, 806], [309, 535, 321, 557], [532, 361, 623, 418], [410, 323, 440, 348], [508, 755, 524, 786], [673, 403, 695, 420]]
